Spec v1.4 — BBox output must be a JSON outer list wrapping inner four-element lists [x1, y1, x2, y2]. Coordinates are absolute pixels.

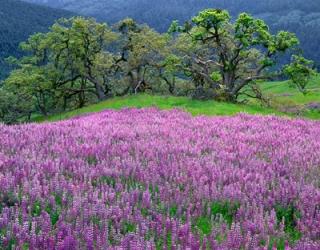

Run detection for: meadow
[[31, 75, 320, 123], [1, 108, 320, 249], [0, 4, 319, 249]]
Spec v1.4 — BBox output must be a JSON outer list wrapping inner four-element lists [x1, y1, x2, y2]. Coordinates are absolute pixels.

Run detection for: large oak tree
[[169, 9, 306, 101]]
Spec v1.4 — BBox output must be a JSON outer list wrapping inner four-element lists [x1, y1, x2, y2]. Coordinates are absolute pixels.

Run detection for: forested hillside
[[0, 0, 72, 79], [1, 10, 316, 123], [23, 0, 320, 66]]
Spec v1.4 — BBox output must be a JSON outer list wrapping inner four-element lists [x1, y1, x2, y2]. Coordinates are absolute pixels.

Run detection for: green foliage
[[0, 9, 318, 124], [121, 221, 136, 235], [193, 200, 240, 236], [210, 71, 222, 82], [155, 231, 172, 250], [195, 217, 212, 235], [211, 200, 240, 226], [115, 19, 169, 94], [275, 204, 302, 242], [169, 205, 178, 217], [9, 0, 320, 72], [268, 237, 286, 250], [284, 55, 316, 95], [191, 9, 230, 30], [272, 31, 299, 52], [92, 176, 116, 188], [170, 9, 303, 102], [0, 86, 34, 124], [45, 204, 60, 226], [22, 243, 30, 250], [168, 20, 180, 33], [1, 17, 118, 122], [31, 200, 42, 217], [235, 13, 271, 47]]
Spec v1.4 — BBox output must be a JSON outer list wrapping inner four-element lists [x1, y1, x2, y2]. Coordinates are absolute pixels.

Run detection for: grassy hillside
[[35, 75, 320, 122], [0, 0, 73, 79], [34, 95, 283, 122], [259, 76, 319, 104], [255, 75, 320, 119]]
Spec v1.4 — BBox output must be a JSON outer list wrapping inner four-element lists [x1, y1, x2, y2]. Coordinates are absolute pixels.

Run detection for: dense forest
[[0, 0, 72, 79], [22, 0, 320, 67]]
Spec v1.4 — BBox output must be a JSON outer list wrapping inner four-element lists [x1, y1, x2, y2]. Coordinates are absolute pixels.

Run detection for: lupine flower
[[0, 108, 319, 249]]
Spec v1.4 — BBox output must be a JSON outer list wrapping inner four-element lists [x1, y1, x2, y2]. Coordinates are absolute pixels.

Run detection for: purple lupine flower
[[0, 108, 319, 249]]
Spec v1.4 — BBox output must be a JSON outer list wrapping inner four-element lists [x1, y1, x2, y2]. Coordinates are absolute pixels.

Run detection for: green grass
[[245, 74, 320, 119], [34, 94, 285, 122], [34, 75, 320, 122], [259, 75, 320, 104]]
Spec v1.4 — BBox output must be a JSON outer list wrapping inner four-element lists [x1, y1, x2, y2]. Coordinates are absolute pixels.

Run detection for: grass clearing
[[34, 94, 285, 122], [33, 75, 320, 122]]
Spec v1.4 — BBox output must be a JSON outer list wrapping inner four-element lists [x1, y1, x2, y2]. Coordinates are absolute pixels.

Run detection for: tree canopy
[[169, 9, 301, 101], [22, 0, 320, 68], [0, 10, 316, 123]]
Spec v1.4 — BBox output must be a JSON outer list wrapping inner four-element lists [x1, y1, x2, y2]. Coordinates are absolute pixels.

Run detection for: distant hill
[[0, 0, 73, 79], [23, 0, 320, 66]]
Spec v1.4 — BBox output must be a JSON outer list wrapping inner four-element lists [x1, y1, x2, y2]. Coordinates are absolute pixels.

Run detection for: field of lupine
[[0, 108, 320, 249]]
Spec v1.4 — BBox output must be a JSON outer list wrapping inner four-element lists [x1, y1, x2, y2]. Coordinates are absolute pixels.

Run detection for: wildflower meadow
[[0, 108, 319, 249]]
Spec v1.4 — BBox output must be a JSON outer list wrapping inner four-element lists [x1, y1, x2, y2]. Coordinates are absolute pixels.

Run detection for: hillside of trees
[[22, 0, 320, 67], [0, 0, 73, 79], [0, 10, 316, 123]]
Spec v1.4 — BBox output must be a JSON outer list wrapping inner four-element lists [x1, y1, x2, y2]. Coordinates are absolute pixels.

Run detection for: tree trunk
[[78, 91, 85, 108], [63, 96, 68, 111], [162, 75, 175, 94], [128, 70, 139, 94], [37, 93, 47, 116], [223, 71, 235, 91], [78, 79, 86, 108], [95, 83, 107, 101], [86, 75, 107, 101]]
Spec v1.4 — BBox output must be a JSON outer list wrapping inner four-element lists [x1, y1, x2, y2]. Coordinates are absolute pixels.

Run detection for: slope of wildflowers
[[0, 108, 320, 249]]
